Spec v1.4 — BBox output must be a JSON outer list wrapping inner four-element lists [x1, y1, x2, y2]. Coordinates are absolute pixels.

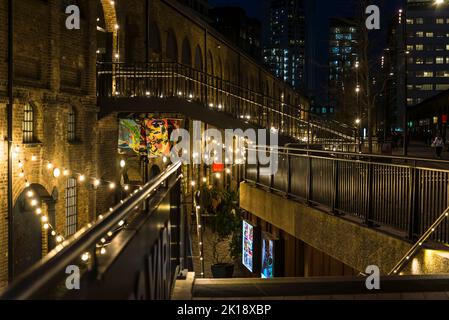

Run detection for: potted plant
[[199, 186, 242, 278]]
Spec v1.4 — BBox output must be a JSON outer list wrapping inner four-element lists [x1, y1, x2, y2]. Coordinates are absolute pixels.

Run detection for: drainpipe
[[7, 0, 14, 281], [145, 0, 149, 63]]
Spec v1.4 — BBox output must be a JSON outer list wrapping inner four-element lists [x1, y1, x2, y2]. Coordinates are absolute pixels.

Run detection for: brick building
[[0, 0, 308, 288]]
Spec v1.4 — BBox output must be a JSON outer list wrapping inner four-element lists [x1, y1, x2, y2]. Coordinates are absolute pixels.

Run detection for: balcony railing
[[0, 162, 188, 300], [246, 146, 449, 246], [97, 62, 355, 142]]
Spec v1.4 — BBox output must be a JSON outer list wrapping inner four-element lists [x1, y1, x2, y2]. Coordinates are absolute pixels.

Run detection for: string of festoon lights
[[184, 135, 252, 277], [12, 145, 127, 257]]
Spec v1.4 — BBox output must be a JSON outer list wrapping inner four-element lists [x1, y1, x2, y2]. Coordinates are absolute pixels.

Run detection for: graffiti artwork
[[118, 116, 181, 158]]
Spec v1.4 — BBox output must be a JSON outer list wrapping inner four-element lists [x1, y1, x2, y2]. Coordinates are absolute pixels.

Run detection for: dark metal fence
[[245, 147, 449, 246], [97, 62, 355, 143], [0, 162, 189, 300]]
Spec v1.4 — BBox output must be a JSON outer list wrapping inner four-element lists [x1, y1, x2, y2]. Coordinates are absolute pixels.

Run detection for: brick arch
[[194, 45, 203, 71], [99, 0, 118, 33], [99, 0, 119, 57], [216, 56, 223, 79], [165, 29, 178, 62], [207, 50, 214, 75], [149, 21, 162, 61], [181, 37, 192, 66]]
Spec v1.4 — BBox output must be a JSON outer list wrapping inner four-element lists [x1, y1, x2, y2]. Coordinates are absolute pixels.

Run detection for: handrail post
[[286, 149, 291, 197], [332, 159, 340, 214], [365, 161, 374, 226], [307, 155, 312, 204], [408, 166, 420, 240]]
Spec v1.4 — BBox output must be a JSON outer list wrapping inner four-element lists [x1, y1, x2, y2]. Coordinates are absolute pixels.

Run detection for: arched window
[[65, 178, 77, 236], [194, 46, 203, 70], [166, 29, 178, 62], [67, 106, 76, 142], [181, 38, 192, 66], [22, 104, 35, 143]]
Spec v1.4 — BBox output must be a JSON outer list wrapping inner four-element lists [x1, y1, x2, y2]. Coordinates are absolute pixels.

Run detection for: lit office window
[[436, 57, 444, 64]]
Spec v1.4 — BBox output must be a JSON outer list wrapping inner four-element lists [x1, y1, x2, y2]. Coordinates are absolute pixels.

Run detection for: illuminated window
[[436, 57, 444, 64], [426, 32, 434, 38], [22, 103, 35, 143], [416, 18, 424, 24], [415, 44, 423, 51], [65, 178, 77, 237], [436, 18, 444, 24]]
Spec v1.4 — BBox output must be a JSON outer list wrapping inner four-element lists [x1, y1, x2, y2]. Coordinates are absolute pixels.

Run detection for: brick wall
[[0, 0, 102, 287]]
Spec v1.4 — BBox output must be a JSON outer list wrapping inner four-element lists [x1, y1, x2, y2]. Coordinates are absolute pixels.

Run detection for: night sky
[[209, 0, 403, 97]]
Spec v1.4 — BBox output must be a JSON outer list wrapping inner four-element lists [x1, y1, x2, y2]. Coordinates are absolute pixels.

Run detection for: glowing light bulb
[[78, 175, 85, 182], [120, 160, 126, 168], [47, 162, 53, 170], [81, 252, 90, 262], [56, 236, 63, 243], [100, 247, 107, 255], [118, 220, 125, 227], [41, 216, 48, 223], [18, 161, 23, 168], [93, 179, 100, 187], [202, 177, 207, 183], [43, 223, 49, 230], [109, 182, 116, 189], [19, 171, 25, 178], [191, 181, 196, 187], [53, 168, 61, 178], [163, 156, 168, 163], [63, 168, 70, 176], [124, 185, 130, 191], [27, 190, 34, 198], [30, 199, 38, 207], [36, 208, 42, 215]]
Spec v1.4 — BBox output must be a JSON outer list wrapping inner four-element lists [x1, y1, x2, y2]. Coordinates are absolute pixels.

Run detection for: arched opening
[[149, 21, 162, 61], [207, 51, 214, 106], [125, 16, 139, 63], [97, 0, 119, 62], [181, 38, 192, 66], [12, 184, 55, 279], [207, 51, 214, 75], [194, 46, 203, 71], [165, 29, 178, 62], [193, 46, 204, 100]]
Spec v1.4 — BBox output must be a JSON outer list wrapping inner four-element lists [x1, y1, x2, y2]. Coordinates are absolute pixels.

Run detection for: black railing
[[97, 62, 355, 143], [245, 147, 449, 246], [0, 162, 188, 300]]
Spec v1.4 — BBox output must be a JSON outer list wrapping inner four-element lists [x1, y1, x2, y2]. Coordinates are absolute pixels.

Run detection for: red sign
[[442, 115, 447, 124], [212, 163, 224, 172]]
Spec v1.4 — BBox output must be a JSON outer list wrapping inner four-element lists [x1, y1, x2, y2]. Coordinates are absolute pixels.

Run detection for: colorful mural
[[118, 115, 182, 158]]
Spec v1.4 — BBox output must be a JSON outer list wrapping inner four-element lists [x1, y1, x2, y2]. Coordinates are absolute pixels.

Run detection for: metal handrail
[[0, 161, 183, 300], [247, 145, 449, 167], [389, 206, 449, 275], [97, 61, 356, 141]]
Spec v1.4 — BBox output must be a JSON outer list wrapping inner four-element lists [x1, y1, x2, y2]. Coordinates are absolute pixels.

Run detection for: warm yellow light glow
[[78, 175, 86, 182], [81, 252, 90, 262], [94, 179, 101, 187], [120, 160, 126, 168], [53, 168, 61, 178]]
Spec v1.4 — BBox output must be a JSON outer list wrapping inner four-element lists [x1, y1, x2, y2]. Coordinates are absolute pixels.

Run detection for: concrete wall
[[240, 182, 449, 275]]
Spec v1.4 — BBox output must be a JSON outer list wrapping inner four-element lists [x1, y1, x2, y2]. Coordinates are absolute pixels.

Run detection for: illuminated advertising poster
[[261, 237, 274, 279], [242, 220, 254, 272]]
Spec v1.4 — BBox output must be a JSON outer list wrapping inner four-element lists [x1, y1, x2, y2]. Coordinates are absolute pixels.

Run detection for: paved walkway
[[380, 141, 449, 170]]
